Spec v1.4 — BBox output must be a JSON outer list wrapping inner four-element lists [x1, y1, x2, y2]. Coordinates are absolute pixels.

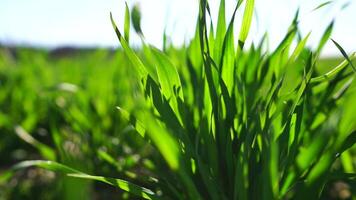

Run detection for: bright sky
[[0, 0, 355, 56]]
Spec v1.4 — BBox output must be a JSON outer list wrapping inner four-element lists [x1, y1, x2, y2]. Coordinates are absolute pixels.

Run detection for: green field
[[1, 0, 356, 199]]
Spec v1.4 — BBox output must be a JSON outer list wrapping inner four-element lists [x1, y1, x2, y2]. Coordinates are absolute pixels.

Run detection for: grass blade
[[312, 1, 333, 12], [150, 47, 184, 100], [331, 39, 356, 72], [110, 12, 148, 78], [311, 52, 356, 83], [135, 110, 180, 170], [214, 0, 226, 63], [288, 32, 311, 63], [15, 125, 56, 161], [124, 2, 130, 42], [316, 21, 334, 55], [338, 130, 356, 155], [238, 0, 255, 49], [13, 160, 158, 200], [131, 4, 143, 36]]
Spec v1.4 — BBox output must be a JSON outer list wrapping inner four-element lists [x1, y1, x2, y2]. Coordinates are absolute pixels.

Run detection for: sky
[[0, 0, 355, 56]]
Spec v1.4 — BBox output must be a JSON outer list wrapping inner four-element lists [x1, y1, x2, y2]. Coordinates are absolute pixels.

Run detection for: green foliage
[[1, 0, 356, 199], [0, 49, 147, 199], [107, 1, 356, 199]]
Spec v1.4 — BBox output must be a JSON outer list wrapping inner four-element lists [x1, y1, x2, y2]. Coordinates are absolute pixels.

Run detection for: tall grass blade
[[238, 0, 255, 49], [316, 21, 334, 55], [110, 12, 148, 79], [214, 0, 226, 63]]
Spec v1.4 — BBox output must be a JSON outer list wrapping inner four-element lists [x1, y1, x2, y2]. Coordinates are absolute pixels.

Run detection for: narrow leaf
[[124, 2, 130, 42], [331, 39, 356, 72], [311, 52, 356, 83], [110, 12, 148, 78], [131, 4, 143, 36], [15, 125, 56, 161], [238, 0, 255, 49], [338, 130, 356, 154], [214, 0, 226, 63], [288, 32, 311, 63], [13, 160, 158, 200], [312, 1, 333, 12], [316, 21, 334, 55]]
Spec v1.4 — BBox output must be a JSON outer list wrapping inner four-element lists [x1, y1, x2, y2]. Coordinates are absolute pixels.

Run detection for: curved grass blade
[[331, 39, 356, 72], [311, 52, 356, 83], [312, 1, 333, 12], [69, 174, 158, 199], [15, 125, 56, 161], [332, 76, 354, 100], [13, 160, 158, 200]]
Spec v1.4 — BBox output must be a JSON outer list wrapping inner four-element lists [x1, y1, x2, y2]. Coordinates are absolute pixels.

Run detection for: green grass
[[107, 1, 356, 199], [0, 48, 148, 199], [1, 0, 356, 199]]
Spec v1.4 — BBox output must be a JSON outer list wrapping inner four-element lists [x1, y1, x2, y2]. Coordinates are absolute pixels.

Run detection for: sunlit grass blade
[[220, 4, 237, 91], [116, 106, 146, 137], [150, 47, 184, 100], [12, 160, 158, 200], [214, 0, 226, 63], [110, 13, 147, 77], [69, 173, 158, 200], [316, 21, 334, 55], [5, 1, 355, 199], [238, 0, 255, 49], [134, 110, 180, 170], [288, 32, 311, 63], [311, 52, 356, 83]]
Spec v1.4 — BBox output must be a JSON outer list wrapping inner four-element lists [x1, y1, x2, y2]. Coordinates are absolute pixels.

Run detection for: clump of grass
[[6, 0, 356, 199]]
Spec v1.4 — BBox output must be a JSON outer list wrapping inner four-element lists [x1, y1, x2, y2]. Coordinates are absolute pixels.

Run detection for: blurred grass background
[[0, 46, 153, 200], [0, 45, 355, 199]]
